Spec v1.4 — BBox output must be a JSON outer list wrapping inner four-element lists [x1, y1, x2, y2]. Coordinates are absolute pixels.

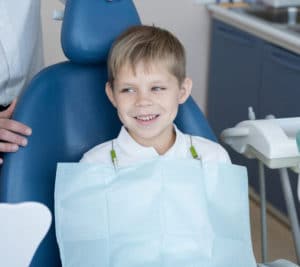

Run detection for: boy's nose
[[135, 92, 153, 107]]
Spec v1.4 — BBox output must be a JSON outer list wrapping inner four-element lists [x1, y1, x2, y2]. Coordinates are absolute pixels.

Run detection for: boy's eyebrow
[[116, 81, 167, 88], [115, 82, 137, 87], [150, 80, 167, 84]]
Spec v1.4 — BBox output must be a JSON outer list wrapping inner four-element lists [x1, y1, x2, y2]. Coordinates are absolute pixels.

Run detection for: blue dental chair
[[0, 1, 297, 267]]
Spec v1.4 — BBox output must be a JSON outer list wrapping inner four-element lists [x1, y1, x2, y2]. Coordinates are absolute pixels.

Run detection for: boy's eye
[[151, 86, 166, 92], [121, 88, 135, 93]]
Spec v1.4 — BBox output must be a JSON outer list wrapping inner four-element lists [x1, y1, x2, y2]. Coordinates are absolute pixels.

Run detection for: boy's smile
[[106, 61, 192, 154], [134, 114, 159, 125]]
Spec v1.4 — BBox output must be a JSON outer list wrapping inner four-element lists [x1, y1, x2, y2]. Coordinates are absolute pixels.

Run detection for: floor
[[249, 198, 297, 264]]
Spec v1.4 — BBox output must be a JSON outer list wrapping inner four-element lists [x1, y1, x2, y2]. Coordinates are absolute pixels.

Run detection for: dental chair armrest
[[258, 259, 299, 267]]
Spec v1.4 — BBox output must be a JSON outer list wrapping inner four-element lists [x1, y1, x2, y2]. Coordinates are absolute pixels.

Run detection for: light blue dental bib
[[55, 159, 256, 267]]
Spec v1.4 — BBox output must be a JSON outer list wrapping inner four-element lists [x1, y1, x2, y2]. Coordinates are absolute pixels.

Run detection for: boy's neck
[[154, 129, 176, 155]]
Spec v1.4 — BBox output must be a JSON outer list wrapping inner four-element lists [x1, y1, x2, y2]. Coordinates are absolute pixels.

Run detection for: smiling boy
[[56, 25, 259, 267], [80, 25, 230, 165]]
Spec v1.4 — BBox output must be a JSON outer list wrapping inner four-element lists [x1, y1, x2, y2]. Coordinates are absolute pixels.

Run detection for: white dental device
[[221, 117, 300, 170]]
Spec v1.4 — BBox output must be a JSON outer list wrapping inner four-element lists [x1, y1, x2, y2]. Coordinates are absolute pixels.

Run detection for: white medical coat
[[0, 0, 43, 106]]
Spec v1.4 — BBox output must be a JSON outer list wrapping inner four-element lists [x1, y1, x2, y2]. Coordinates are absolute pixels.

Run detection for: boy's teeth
[[136, 115, 157, 121]]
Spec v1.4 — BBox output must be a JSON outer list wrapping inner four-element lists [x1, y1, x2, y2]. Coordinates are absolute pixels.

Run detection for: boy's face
[[106, 61, 192, 153]]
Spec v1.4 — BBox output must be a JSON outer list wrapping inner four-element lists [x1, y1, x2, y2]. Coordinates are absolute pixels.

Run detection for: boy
[[80, 25, 230, 165], [55, 25, 256, 267]]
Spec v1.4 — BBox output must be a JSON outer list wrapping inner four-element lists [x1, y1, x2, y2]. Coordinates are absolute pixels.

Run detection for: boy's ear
[[178, 77, 192, 104], [105, 82, 116, 107]]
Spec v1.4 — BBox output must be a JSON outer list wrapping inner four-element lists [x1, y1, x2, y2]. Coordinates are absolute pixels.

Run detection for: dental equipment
[[221, 112, 300, 264]]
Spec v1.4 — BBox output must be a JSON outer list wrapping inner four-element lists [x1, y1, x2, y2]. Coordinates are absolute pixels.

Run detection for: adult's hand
[[0, 99, 32, 164]]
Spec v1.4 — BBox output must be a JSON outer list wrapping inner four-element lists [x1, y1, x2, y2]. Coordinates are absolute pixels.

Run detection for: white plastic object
[[52, 10, 64, 20], [221, 117, 300, 170], [288, 7, 298, 25], [261, 0, 300, 7], [248, 106, 256, 120], [0, 202, 52, 267]]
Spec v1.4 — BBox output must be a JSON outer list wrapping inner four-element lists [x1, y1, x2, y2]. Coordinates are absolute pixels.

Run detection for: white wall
[[41, 1, 66, 66], [41, 1, 211, 112]]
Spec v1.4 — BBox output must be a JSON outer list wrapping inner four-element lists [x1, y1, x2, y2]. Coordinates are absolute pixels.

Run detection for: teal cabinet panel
[[260, 43, 300, 117], [207, 19, 300, 219], [208, 19, 263, 136]]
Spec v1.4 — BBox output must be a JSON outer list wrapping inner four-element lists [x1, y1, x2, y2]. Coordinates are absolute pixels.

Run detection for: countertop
[[207, 4, 300, 54]]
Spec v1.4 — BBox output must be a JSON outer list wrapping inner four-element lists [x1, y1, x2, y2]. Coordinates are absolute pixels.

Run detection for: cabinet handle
[[271, 50, 300, 72], [217, 25, 255, 47]]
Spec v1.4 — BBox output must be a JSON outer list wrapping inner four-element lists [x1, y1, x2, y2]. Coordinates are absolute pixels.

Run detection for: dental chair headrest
[[61, 0, 141, 64]]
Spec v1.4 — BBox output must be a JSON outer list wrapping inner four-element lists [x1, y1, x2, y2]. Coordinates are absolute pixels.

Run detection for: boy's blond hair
[[107, 25, 186, 86]]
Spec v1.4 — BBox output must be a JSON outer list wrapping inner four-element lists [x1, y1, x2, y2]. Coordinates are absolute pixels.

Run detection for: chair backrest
[[0, 1, 216, 267]]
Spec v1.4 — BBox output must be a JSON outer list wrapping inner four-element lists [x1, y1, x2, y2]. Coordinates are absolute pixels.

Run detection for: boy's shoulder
[[186, 134, 231, 163], [80, 139, 113, 163]]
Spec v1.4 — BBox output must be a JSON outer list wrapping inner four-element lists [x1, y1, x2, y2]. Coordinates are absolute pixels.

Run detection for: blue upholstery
[[175, 97, 216, 141], [61, 0, 141, 63], [0, 1, 216, 267]]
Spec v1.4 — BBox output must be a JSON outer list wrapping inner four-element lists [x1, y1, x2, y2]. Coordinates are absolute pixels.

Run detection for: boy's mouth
[[134, 114, 160, 123]]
